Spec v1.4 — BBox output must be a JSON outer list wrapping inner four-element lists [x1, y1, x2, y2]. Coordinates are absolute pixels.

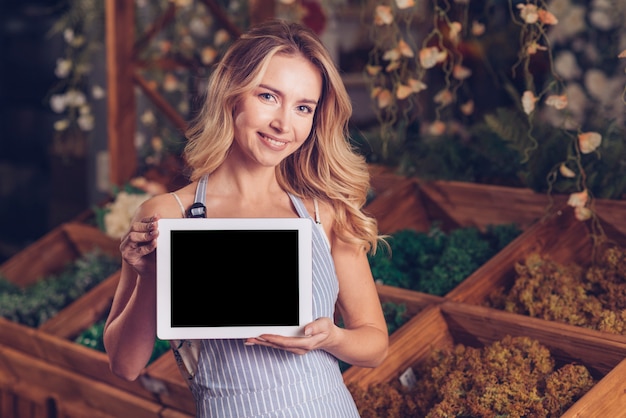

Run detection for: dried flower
[[429, 120, 446, 135], [365, 65, 382, 76], [471, 21, 485, 36], [398, 39, 414, 58], [374, 88, 393, 108], [517, 4, 539, 24], [527, 41, 548, 55], [408, 78, 427, 93], [434, 89, 453, 106], [578, 132, 602, 154], [396, 84, 413, 100], [448, 22, 462, 44], [538, 9, 558, 25], [567, 189, 588, 208], [201, 46, 218, 65], [395, 0, 414, 9], [559, 163, 576, 178], [419, 46, 446, 69], [522, 90, 537, 114], [574, 206, 592, 221], [545, 94, 568, 110], [374, 5, 393, 26], [460, 100, 474, 115], [382, 47, 401, 62], [452, 65, 472, 80], [214, 29, 230, 47]]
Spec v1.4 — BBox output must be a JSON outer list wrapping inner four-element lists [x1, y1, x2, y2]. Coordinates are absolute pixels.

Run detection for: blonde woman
[[104, 19, 388, 417]]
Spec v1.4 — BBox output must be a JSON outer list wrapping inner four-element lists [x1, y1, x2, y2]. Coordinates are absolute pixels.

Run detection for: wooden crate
[[343, 301, 626, 416], [0, 343, 166, 418], [0, 222, 122, 364], [446, 204, 626, 308], [0, 222, 120, 287]]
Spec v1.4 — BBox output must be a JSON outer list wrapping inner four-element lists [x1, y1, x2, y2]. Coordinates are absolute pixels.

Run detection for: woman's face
[[231, 53, 322, 169]]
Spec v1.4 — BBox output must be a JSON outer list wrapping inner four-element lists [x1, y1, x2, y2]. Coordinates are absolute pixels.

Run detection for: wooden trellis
[[104, 0, 273, 188]]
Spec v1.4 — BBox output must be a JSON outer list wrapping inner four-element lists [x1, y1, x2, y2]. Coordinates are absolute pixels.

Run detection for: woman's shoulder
[[136, 183, 196, 220]]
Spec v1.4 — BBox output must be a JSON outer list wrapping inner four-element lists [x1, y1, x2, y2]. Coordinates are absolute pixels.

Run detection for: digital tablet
[[156, 217, 313, 340]]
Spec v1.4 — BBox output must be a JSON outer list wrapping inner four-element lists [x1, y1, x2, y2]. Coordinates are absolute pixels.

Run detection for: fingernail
[[244, 342, 255, 346]]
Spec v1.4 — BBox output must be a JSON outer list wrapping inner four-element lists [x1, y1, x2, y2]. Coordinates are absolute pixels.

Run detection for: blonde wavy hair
[[184, 19, 380, 253]]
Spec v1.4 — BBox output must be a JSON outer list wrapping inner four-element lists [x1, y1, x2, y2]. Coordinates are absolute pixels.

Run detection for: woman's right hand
[[119, 214, 160, 279]]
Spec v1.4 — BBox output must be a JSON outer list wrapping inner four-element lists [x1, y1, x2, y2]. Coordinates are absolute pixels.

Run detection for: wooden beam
[[105, 0, 137, 187]]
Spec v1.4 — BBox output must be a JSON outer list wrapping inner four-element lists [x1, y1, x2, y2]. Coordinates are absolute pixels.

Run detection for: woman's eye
[[298, 105, 313, 114], [259, 92, 275, 101]]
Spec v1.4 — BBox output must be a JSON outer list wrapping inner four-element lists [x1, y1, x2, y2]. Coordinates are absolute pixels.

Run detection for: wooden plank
[[562, 358, 626, 417], [0, 381, 56, 418], [376, 283, 443, 318], [0, 344, 164, 418], [105, 0, 137, 186]]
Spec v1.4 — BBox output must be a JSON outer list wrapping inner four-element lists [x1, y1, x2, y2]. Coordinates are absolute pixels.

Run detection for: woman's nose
[[269, 108, 290, 132]]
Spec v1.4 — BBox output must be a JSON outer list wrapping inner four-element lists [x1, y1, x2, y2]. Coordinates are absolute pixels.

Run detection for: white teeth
[[266, 137, 285, 146]]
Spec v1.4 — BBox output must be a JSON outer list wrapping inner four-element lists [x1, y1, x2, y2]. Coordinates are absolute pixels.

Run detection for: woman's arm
[[104, 194, 178, 381]]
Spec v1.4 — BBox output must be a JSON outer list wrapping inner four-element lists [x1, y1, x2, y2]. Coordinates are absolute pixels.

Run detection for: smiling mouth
[[261, 133, 287, 148]]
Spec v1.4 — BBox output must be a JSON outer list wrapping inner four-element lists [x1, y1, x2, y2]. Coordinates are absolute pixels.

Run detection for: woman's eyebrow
[[259, 83, 319, 105]]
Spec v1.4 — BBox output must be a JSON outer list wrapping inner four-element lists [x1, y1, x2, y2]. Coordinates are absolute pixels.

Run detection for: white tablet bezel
[[156, 217, 313, 340]]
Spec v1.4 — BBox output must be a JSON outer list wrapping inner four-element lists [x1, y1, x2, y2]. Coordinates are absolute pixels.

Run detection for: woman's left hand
[[244, 317, 336, 355]]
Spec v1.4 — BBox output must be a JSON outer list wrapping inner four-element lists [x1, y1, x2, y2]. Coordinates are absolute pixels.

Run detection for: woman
[[104, 19, 388, 417]]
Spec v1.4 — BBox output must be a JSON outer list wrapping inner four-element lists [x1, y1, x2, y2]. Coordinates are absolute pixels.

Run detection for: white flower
[[54, 59, 72, 78], [63, 28, 74, 43], [54, 119, 70, 131], [78, 113, 95, 131], [92, 85, 106, 99], [189, 17, 209, 37], [50, 94, 67, 113], [103, 191, 151, 239], [65, 89, 87, 107], [517, 4, 539, 24], [140, 110, 156, 126]]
